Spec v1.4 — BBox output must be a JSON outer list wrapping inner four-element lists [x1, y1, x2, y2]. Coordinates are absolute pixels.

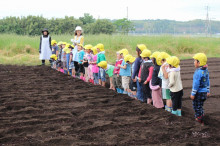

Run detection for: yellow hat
[[92, 46, 98, 55], [166, 56, 180, 68], [51, 40, 57, 46], [62, 42, 67, 45], [71, 45, 75, 48], [63, 44, 71, 53], [50, 54, 57, 60], [96, 43, 105, 52], [137, 44, 147, 52], [157, 52, 170, 65], [150, 51, 160, 59], [98, 61, 107, 69], [119, 49, 129, 57], [124, 54, 136, 63], [57, 41, 63, 46], [193, 53, 207, 66], [84, 44, 93, 50], [140, 49, 151, 58]]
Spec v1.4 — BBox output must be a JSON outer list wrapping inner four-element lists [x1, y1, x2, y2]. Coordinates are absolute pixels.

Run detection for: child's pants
[[122, 76, 130, 91], [142, 82, 152, 103], [113, 74, 122, 89], [84, 67, 89, 82], [152, 88, 164, 108], [137, 80, 144, 102], [98, 68, 106, 82], [88, 65, 93, 80], [170, 90, 183, 111], [93, 73, 99, 85], [193, 92, 207, 120], [66, 54, 70, 71]]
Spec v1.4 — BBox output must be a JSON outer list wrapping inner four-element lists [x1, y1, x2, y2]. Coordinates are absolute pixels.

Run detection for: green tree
[[114, 18, 135, 34], [79, 13, 95, 25]]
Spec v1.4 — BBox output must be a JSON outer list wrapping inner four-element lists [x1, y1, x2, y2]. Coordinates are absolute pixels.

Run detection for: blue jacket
[[191, 67, 210, 96], [132, 57, 143, 79]]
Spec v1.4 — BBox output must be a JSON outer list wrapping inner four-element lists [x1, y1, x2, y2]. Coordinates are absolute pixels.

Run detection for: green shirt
[[106, 65, 114, 77], [97, 53, 106, 64]]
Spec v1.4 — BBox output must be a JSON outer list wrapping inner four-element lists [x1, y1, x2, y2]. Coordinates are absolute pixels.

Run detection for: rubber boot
[[171, 110, 178, 116], [80, 76, 83, 80], [177, 110, 182, 116], [60, 69, 64, 73], [165, 105, 168, 111], [123, 91, 128, 95], [83, 77, 86, 82], [167, 107, 172, 112], [91, 79, 94, 84], [64, 70, 68, 74], [116, 88, 120, 93], [120, 89, 124, 94]]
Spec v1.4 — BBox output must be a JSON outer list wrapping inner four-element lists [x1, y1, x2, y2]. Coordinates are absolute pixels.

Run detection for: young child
[[98, 61, 115, 90], [91, 46, 99, 85], [68, 45, 74, 76], [51, 40, 59, 56], [132, 44, 147, 101], [191, 53, 210, 124], [64, 44, 71, 75], [61, 42, 67, 74], [150, 51, 164, 108], [138, 49, 153, 103], [158, 52, 172, 112], [96, 43, 106, 87], [118, 49, 130, 94], [166, 56, 183, 116], [113, 51, 123, 93], [50, 54, 57, 69], [77, 44, 85, 80], [123, 54, 137, 98], [57, 41, 63, 72], [83, 44, 93, 82]]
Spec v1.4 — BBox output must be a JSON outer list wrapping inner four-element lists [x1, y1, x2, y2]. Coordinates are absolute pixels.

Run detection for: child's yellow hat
[[140, 49, 151, 58], [157, 52, 170, 65], [137, 44, 147, 52], [124, 54, 136, 63], [84, 44, 93, 50], [166, 56, 180, 68], [62, 42, 67, 45], [96, 43, 105, 52], [51, 40, 57, 45], [119, 49, 129, 57], [150, 51, 160, 59], [92, 46, 98, 55], [77, 43, 83, 47], [50, 54, 57, 60], [64, 44, 71, 53], [98, 61, 107, 69], [193, 53, 207, 66], [57, 41, 63, 46]]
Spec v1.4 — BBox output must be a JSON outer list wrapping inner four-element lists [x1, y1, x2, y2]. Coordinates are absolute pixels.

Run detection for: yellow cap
[[77, 43, 83, 47], [98, 61, 107, 69], [166, 56, 180, 68], [92, 46, 98, 55], [124, 54, 136, 63], [62, 42, 67, 45], [193, 53, 207, 66], [137, 44, 147, 52], [96, 43, 105, 52], [150, 51, 160, 59], [50, 54, 57, 60], [57, 41, 63, 46], [140, 49, 151, 58], [84, 44, 93, 50], [157, 52, 170, 65], [63, 44, 71, 53], [119, 49, 129, 57], [51, 40, 57, 46], [71, 45, 75, 48]]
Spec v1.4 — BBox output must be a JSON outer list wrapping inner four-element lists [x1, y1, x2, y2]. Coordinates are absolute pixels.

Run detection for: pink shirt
[[92, 55, 99, 73], [113, 59, 123, 74]]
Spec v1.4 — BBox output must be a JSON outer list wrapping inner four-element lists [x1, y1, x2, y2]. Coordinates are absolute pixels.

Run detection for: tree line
[[0, 14, 134, 36]]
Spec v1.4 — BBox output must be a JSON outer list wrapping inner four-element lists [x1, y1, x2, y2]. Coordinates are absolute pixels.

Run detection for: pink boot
[[60, 69, 64, 73], [80, 76, 83, 80], [83, 77, 86, 82]]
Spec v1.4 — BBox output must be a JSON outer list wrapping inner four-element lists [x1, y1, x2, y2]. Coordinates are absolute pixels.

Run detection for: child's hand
[[117, 74, 119, 77], [190, 95, 195, 100], [132, 78, 137, 82], [144, 80, 148, 84], [117, 64, 121, 68], [138, 78, 141, 83], [207, 93, 211, 97]]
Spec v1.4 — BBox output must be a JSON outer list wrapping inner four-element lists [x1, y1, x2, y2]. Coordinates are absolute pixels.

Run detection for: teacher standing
[[39, 28, 52, 65]]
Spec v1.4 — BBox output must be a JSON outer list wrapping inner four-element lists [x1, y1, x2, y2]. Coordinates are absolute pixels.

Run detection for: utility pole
[[126, 6, 128, 20], [205, 6, 210, 37]]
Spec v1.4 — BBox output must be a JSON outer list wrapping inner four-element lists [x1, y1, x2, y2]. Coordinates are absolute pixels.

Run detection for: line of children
[[49, 40, 210, 124]]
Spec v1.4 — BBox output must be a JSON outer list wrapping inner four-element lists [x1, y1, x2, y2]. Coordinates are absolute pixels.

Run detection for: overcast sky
[[1, 0, 220, 21]]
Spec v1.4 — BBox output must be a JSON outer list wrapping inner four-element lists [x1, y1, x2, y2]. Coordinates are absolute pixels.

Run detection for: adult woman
[[71, 26, 84, 75], [39, 28, 52, 65]]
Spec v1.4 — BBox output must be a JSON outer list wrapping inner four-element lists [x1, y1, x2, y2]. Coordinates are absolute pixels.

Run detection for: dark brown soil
[[0, 58, 220, 145]]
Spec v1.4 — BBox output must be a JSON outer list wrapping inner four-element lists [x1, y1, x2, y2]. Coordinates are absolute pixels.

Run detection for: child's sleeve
[[191, 71, 201, 96], [138, 66, 141, 79], [146, 66, 154, 82], [207, 71, 210, 93], [80, 36, 84, 45], [39, 36, 42, 53], [132, 59, 139, 79], [168, 72, 175, 88]]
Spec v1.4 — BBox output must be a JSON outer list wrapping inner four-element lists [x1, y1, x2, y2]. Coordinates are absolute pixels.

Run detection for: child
[[50, 54, 57, 69], [118, 49, 131, 94], [61, 42, 67, 74], [39, 28, 52, 65], [138, 49, 153, 103], [96, 43, 106, 87], [123, 54, 136, 98], [68, 45, 74, 76], [64, 44, 71, 75], [191, 53, 210, 124], [77, 44, 85, 80], [51, 40, 59, 56], [57, 41, 63, 72], [166, 56, 183, 116], [113, 51, 124, 93], [83, 44, 93, 82], [90, 46, 99, 85], [132, 44, 147, 101], [158, 52, 172, 112], [150, 51, 164, 108], [98, 61, 115, 90]]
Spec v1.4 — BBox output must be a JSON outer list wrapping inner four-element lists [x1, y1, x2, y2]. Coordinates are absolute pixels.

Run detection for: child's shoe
[[80, 76, 83, 80], [123, 91, 128, 95], [116, 88, 120, 93], [171, 110, 178, 116], [64, 70, 68, 74], [167, 107, 172, 112], [177, 110, 182, 116]]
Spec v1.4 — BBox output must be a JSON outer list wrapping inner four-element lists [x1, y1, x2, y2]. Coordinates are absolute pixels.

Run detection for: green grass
[[1, 34, 220, 65]]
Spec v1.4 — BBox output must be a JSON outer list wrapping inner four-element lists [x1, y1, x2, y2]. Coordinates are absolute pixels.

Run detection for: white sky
[[0, 0, 220, 21]]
